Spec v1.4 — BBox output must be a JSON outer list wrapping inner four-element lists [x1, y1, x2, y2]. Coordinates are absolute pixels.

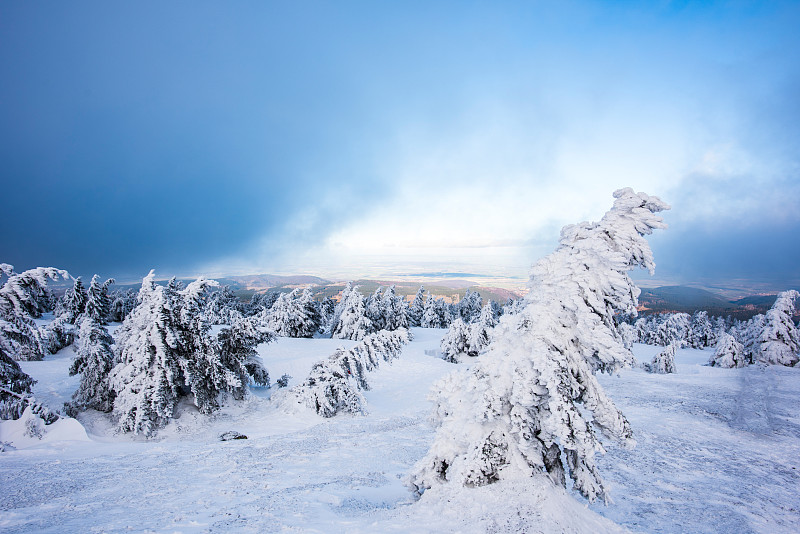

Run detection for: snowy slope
[[1, 333, 799, 533]]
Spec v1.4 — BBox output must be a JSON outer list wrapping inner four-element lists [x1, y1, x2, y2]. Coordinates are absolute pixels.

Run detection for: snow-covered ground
[[1, 333, 799, 533]]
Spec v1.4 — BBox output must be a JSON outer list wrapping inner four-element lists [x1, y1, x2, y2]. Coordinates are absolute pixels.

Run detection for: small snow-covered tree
[[0, 264, 69, 361], [67, 317, 116, 414], [408, 188, 668, 503], [755, 290, 800, 366], [440, 318, 471, 363], [709, 332, 746, 368], [408, 286, 426, 327], [643, 343, 677, 374], [85, 275, 115, 324], [296, 355, 366, 417], [294, 328, 409, 417], [687, 311, 714, 349], [332, 285, 373, 340]]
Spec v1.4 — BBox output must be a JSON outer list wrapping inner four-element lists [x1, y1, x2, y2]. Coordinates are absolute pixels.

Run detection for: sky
[[1, 1, 798, 290]]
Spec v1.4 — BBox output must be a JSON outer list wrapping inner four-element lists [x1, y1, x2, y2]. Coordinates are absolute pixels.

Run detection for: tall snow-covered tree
[[62, 277, 88, 324], [111, 272, 271, 436], [0, 347, 36, 420], [67, 316, 116, 414], [467, 304, 497, 356], [85, 275, 115, 324], [421, 294, 448, 328], [408, 188, 669, 504], [755, 290, 800, 366], [0, 264, 69, 361], [216, 313, 273, 392], [108, 288, 138, 322], [366, 287, 386, 331], [458, 289, 483, 323], [205, 285, 240, 325], [737, 313, 766, 364], [332, 285, 373, 340], [299, 287, 322, 336], [408, 286, 426, 327], [381, 285, 409, 331], [709, 332, 746, 368]]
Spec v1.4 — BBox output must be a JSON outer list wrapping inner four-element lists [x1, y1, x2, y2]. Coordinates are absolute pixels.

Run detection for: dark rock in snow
[[219, 431, 247, 441]]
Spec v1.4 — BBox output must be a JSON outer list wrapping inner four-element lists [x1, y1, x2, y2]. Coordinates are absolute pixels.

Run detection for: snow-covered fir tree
[[502, 298, 524, 316], [296, 354, 366, 417], [366, 287, 385, 331], [299, 287, 322, 335], [215, 313, 272, 394], [440, 318, 471, 363], [111, 272, 272, 436], [294, 328, 410, 417], [67, 316, 116, 414], [0, 264, 69, 361], [408, 286, 426, 327], [467, 304, 497, 356], [41, 315, 76, 355], [85, 275, 115, 324], [62, 277, 88, 324], [267, 288, 319, 338], [617, 321, 637, 350], [204, 285, 240, 325], [381, 285, 409, 331], [738, 313, 766, 364], [643, 342, 677, 374], [0, 347, 36, 420], [318, 297, 336, 334], [108, 288, 138, 322], [408, 188, 668, 504], [709, 332, 746, 368], [489, 300, 503, 321], [686, 311, 715, 349], [332, 285, 373, 340], [755, 290, 800, 366], [421, 294, 448, 328], [653, 313, 690, 347], [458, 289, 483, 323]]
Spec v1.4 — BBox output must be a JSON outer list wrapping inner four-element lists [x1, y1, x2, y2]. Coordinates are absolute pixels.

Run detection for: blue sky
[[1, 1, 798, 289]]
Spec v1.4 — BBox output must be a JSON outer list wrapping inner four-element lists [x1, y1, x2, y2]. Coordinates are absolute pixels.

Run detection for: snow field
[[1, 334, 799, 533]]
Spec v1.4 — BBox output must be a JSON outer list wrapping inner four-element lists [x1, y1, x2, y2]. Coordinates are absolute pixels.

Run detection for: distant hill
[[228, 274, 331, 290], [638, 286, 778, 320]]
